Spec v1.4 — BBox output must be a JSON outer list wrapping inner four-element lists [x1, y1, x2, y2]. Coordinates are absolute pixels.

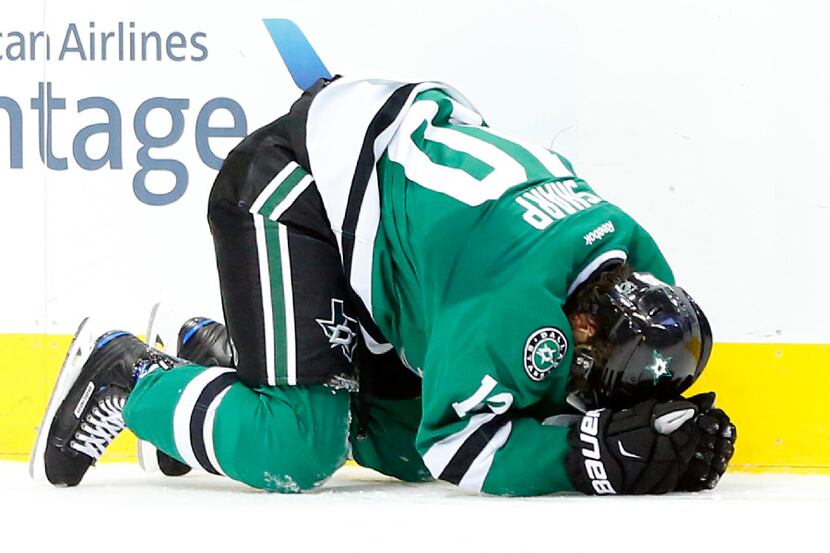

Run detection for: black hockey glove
[[565, 399, 700, 495], [675, 392, 737, 492]]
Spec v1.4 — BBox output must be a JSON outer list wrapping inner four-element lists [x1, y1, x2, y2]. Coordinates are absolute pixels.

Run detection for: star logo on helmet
[[316, 298, 358, 362], [644, 350, 673, 384]]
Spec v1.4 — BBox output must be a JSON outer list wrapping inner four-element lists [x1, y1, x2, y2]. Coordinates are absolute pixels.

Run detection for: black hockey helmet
[[571, 272, 712, 410]]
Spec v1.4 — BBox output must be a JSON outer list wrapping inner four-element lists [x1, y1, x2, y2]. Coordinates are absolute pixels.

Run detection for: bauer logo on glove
[[575, 409, 617, 494], [566, 399, 701, 495]]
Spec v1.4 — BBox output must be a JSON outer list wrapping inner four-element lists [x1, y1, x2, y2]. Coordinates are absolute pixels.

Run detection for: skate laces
[[132, 351, 185, 383], [70, 395, 126, 460]]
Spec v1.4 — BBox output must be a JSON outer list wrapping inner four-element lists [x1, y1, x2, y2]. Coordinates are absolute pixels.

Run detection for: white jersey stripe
[[279, 223, 297, 385], [307, 78, 480, 238], [203, 386, 232, 477], [254, 215, 277, 385], [353, 86, 433, 328], [457, 421, 513, 492], [267, 174, 314, 221], [306, 79, 406, 248], [350, 170, 382, 323], [251, 161, 300, 213], [421, 412, 497, 478], [172, 367, 235, 470], [567, 249, 629, 297], [306, 78, 481, 330]]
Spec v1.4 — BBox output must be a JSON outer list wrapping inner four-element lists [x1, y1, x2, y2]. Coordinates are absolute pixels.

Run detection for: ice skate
[[30, 324, 181, 486], [138, 306, 234, 476], [176, 316, 234, 368]]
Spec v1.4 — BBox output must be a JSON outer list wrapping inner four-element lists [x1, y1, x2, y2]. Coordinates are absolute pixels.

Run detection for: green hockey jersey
[[368, 89, 674, 495], [299, 78, 673, 495]]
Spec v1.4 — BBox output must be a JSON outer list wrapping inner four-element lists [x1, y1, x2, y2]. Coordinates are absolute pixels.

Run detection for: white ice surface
[[2, 461, 828, 552]]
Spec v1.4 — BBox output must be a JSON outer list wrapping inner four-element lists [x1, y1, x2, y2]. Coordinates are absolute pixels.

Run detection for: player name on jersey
[[515, 180, 603, 230]]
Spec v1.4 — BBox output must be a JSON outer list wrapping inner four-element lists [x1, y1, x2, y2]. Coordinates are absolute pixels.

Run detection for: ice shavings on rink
[[1, 461, 827, 552]]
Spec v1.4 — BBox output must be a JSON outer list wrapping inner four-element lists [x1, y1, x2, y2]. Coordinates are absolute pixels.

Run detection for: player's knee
[[218, 388, 351, 492], [260, 439, 348, 493], [226, 425, 348, 492]]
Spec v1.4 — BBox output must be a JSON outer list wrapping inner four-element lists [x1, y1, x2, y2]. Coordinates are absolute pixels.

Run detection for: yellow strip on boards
[[1, 334, 828, 471], [685, 342, 830, 471], [0, 334, 138, 462]]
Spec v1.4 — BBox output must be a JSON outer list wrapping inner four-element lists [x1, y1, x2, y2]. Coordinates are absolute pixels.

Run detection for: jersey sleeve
[[566, 208, 677, 299], [416, 288, 577, 496], [627, 223, 675, 285]]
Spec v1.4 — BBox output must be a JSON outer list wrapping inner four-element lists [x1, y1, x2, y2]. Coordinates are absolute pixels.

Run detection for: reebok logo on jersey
[[583, 221, 615, 246]]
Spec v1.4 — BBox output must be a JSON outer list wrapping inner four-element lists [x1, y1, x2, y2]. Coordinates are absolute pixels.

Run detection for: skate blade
[[29, 317, 98, 481], [145, 302, 167, 353], [136, 437, 160, 473], [137, 303, 170, 474]]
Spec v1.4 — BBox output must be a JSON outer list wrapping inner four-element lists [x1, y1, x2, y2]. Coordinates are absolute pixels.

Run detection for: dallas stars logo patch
[[644, 350, 673, 384], [524, 327, 568, 382], [316, 298, 358, 362]]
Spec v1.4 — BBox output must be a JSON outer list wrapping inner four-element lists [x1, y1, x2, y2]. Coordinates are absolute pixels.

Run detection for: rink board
[[1, 333, 827, 472]]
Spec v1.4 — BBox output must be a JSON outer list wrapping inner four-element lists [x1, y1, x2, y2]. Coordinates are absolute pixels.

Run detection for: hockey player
[[31, 77, 736, 496]]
